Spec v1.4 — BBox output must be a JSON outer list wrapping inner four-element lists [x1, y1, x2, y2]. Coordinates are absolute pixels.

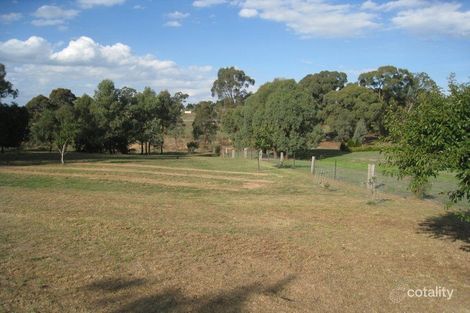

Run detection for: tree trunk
[[160, 143, 163, 154], [140, 142, 143, 155], [59, 141, 67, 165], [1, 146, 3, 153]]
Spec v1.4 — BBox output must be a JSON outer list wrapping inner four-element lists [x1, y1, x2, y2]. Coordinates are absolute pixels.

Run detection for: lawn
[[0, 152, 469, 312]]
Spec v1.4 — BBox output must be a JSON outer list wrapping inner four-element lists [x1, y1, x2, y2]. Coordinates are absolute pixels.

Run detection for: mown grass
[[0, 152, 469, 313]]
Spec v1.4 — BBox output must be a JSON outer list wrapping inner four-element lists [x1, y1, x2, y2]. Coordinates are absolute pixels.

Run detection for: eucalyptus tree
[[0, 64, 28, 152], [211, 67, 255, 106], [298, 71, 347, 104], [192, 101, 218, 146], [322, 84, 383, 140]]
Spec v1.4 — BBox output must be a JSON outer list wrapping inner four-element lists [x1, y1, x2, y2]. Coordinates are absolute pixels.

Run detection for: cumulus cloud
[[77, 0, 126, 9], [165, 11, 190, 27], [237, 0, 379, 38], [392, 2, 470, 37], [32, 5, 79, 27], [361, 0, 427, 11], [0, 36, 215, 104], [194, 0, 470, 38], [0, 12, 23, 24]]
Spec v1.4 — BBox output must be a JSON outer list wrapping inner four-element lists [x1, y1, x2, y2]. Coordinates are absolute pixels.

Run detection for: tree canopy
[[211, 67, 255, 106]]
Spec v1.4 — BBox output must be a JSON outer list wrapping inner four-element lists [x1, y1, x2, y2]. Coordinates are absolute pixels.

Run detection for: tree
[[30, 104, 78, 163], [0, 63, 17, 101], [211, 67, 255, 106], [0, 104, 29, 152], [26, 95, 52, 124], [54, 105, 79, 164], [352, 119, 367, 145], [322, 84, 383, 141], [167, 118, 185, 150], [49, 88, 76, 109], [229, 78, 319, 156], [358, 66, 414, 107], [0, 64, 28, 152], [93, 80, 131, 154], [298, 71, 347, 104], [30, 109, 56, 151], [384, 79, 470, 212], [192, 101, 218, 146], [74, 94, 102, 152]]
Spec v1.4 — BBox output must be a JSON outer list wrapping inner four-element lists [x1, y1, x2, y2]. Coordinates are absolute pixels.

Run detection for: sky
[[1, 0, 470, 105]]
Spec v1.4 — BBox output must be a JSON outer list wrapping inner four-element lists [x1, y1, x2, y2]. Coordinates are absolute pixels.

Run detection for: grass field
[[0, 152, 469, 312]]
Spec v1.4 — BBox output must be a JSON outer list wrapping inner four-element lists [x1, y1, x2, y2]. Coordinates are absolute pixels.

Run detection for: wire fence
[[220, 147, 463, 208]]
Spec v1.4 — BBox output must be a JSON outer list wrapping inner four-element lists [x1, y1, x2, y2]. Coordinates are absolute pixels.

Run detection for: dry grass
[[0, 155, 469, 313]]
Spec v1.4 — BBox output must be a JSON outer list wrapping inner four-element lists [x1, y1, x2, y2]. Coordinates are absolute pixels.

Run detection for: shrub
[[187, 141, 199, 153]]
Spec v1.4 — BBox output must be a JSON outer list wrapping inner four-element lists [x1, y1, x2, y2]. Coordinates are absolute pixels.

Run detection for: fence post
[[310, 156, 315, 175], [232, 149, 235, 159], [367, 164, 376, 190], [334, 160, 337, 180], [280, 152, 284, 167], [244, 148, 248, 159], [258, 150, 262, 171]]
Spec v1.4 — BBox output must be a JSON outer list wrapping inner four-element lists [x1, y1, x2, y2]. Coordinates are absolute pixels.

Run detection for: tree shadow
[[86, 278, 146, 292], [85, 275, 296, 313], [0, 151, 189, 166], [418, 211, 470, 252]]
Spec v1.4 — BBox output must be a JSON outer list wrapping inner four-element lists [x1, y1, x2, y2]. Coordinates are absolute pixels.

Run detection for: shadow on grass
[[418, 211, 470, 252], [86, 278, 146, 292], [86, 275, 296, 313], [0, 151, 190, 166], [296, 149, 350, 160]]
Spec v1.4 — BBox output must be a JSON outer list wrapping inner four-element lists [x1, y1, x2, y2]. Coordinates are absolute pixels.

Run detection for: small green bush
[[187, 141, 199, 153]]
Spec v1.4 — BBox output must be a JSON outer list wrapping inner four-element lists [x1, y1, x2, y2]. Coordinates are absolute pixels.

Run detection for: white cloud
[[239, 8, 258, 18], [392, 2, 470, 37], [193, 0, 227, 7], [133, 5, 144, 10], [32, 5, 79, 27], [165, 11, 190, 28], [167, 11, 190, 19], [0, 36, 215, 104], [237, 0, 379, 38], [0, 12, 23, 24], [77, 0, 126, 9], [361, 0, 427, 11], [164, 20, 182, 27], [33, 5, 79, 19], [0, 36, 52, 62]]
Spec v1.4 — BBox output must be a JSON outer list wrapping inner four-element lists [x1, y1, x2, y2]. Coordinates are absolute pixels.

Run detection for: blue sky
[[1, 0, 470, 105]]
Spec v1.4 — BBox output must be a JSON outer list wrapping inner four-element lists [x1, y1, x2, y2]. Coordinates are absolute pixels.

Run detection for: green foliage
[[298, 70, 347, 103], [358, 65, 414, 107], [0, 63, 18, 101], [322, 84, 382, 141], [0, 103, 29, 151], [384, 79, 470, 205], [187, 141, 199, 153], [211, 67, 255, 106], [192, 101, 218, 145], [26, 95, 52, 124], [352, 119, 368, 145], [226, 78, 319, 154], [49, 88, 76, 109], [74, 94, 102, 152]]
